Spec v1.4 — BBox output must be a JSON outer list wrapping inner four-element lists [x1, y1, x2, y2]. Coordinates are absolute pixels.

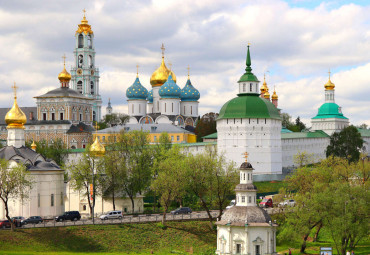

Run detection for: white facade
[[311, 118, 349, 136], [217, 118, 282, 175], [152, 87, 161, 114], [7, 128, 25, 148], [180, 101, 199, 117], [160, 98, 180, 116], [147, 102, 153, 114], [128, 99, 147, 117]]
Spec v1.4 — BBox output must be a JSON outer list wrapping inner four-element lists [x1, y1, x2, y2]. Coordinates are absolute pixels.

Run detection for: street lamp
[[89, 131, 105, 224]]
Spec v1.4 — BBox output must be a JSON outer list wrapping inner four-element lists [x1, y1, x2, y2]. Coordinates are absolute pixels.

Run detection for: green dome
[[218, 94, 281, 120], [312, 103, 348, 119]]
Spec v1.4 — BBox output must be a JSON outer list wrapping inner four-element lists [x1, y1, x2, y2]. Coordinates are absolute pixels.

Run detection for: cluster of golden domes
[[5, 84, 27, 129], [260, 74, 278, 100], [76, 10, 93, 35], [150, 44, 176, 87]]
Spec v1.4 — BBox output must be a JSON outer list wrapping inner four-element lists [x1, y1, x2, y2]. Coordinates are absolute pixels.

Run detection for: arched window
[[250, 83, 252, 92], [243, 83, 246, 92], [87, 35, 92, 48], [78, 34, 83, 48], [90, 81, 94, 95], [93, 111, 96, 122], [78, 55, 83, 68], [89, 55, 93, 68], [77, 81, 83, 94]]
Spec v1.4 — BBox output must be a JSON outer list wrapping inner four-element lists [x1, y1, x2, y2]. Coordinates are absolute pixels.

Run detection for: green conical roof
[[238, 45, 259, 83]]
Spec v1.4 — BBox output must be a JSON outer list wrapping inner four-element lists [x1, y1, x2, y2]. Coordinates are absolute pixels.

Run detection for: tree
[[66, 150, 104, 217], [357, 123, 368, 129], [112, 130, 153, 213], [293, 151, 314, 167], [294, 116, 306, 131], [194, 112, 217, 142], [26, 139, 68, 166], [0, 158, 33, 230], [326, 125, 364, 163], [184, 147, 239, 225], [99, 113, 129, 128], [281, 112, 293, 128], [151, 146, 186, 225]]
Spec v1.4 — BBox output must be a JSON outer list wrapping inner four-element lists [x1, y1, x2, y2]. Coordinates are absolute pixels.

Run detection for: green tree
[[195, 113, 217, 142], [281, 112, 293, 128], [66, 149, 104, 217], [151, 146, 186, 225], [295, 116, 306, 131], [112, 130, 153, 213], [26, 139, 68, 166], [293, 151, 314, 167], [326, 125, 364, 163], [0, 158, 33, 230]]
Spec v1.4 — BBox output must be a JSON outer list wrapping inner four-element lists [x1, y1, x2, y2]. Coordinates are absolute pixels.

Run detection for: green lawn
[[0, 220, 368, 254], [255, 181, 287, 194]]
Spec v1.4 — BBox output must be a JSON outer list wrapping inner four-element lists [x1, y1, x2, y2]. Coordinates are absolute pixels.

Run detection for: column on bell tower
[[71, 10, 102, 122]]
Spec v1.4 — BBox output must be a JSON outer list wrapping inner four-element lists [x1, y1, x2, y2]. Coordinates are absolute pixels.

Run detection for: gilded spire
[[187, 65, 190, 79], [150, 44, 177, 87], [161, 43, 165, 59], [58, 54, 71, 85], [136, 64, 139, 78], [264, 87, 270, 100], [5, 83, 27, 129], [272, 86, 278, 100], [76, 9, 93, 34], [260, 73, 268, 94]]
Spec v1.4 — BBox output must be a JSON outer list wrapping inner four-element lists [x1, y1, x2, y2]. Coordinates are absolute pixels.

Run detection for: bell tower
[[70, 10, 102, 122]]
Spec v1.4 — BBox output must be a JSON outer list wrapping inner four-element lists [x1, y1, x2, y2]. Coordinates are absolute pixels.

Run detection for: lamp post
[[89, 125, 105, 224]]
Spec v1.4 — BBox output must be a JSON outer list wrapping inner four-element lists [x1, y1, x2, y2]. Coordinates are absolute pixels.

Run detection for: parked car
[[22, 216, 43, 225], [170, 207, 192, 215], [11, 216, 25, 227], [0, 220, 11, 229], [226, 199, 235, 209], [279, 199, 296, 207], [55, 211, 81, 222], [99, 211, 123, 220], [259, 198, 273, 208]]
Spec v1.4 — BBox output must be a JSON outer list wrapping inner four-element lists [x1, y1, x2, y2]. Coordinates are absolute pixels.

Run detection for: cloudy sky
[[0, 0, 369, 126]]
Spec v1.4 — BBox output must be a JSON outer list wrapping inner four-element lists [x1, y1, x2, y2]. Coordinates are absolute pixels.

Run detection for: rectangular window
[[191, 106, 193, 115], [236, 244, 241, 254], [241, 196, 245, 203], [177, 136, 180, 141], [60, 113, 64, 120], [43, 113, 46, 120], [51, 113, 55, 120], [102, 136, 105, 142], [38, 193, 40, 207], [256, 245, 260, 255], [171, 136, 174, 141], [51, 194, 54, 207], [249, 196, 252, 203], [80, 114, 82, 121]]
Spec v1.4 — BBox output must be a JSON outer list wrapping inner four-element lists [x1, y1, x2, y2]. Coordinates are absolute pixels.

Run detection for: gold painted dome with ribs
[[5, 84, 27, 129]]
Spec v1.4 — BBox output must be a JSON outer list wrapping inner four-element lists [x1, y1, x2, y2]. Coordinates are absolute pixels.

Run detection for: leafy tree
[[112, 130, 153, 213], [195, 113, 217, 142], [151, 146, 186, 225], [281, 112, 293, 128], [357, 123, 368, 129], [0, 158, 33, 230], [294, 116, 306, 131], [326, 125, 364, 163], [293, 151, 314, 167], [26, 139, 68, 166], [98, 113, 129, 129], [66, 149, 104, 217]]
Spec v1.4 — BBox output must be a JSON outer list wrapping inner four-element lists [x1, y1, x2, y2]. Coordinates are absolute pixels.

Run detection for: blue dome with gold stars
[[158, 74, 181, 99], [126, 77, 148, 100], [180, 78, 200, 102], [147, 89, 153, 103]]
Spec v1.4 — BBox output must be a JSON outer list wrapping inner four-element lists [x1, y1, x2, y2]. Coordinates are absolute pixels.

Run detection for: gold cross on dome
[[243, 152, 249, 163], [62, 54, 66, 66], [12, 82, 18, 98], [83, 8, 86, 17], [161, 43, 165, 58], [187, 65, 190, 78], [168, 61, 172, 71], [136, 64, 139, 77], [328, 69, 331, 79], [248, 42, 251, 46]]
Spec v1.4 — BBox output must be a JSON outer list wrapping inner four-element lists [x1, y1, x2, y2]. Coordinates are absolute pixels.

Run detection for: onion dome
[[58, 63, 72, 83], [264, 88, 270, 100], [272, 88, 278, 100], [150, 44, 176, 87], [31, 140, 37, 151], [126, 77, 149, 100], [324, 77, 335, 90], [260, 74, 268, 94], [158, 74, 181, 98], [90, 136, 105, 156], [5, 85, 27, 129], [180, 78, 200, 102], [76, 11, 93, 35], [147, 89, 153, 103]]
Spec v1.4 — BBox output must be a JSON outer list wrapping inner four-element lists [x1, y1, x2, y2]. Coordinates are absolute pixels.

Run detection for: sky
[[0, 0, 369, 126]]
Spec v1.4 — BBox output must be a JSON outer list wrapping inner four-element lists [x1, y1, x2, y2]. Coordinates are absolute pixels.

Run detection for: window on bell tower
[[77, 81, 83, 94], [90, 81, 94, 95], [78, 34, 83, 48], [88, 35, 92, 49]]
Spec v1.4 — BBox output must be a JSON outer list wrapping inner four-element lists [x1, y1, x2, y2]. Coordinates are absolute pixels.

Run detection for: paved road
[[4, 207, 283, 230]]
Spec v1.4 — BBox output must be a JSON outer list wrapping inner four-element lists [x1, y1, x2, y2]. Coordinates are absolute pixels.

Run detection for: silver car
[[99, 210, 123, 220]]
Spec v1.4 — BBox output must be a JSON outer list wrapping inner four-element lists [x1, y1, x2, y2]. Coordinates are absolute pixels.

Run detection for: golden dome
[[5, 85, 27, 129], [264, 88, 270, 99], [150, 57, 177, 87], [260, 74, 268, 94], [90, 136, 105, 156], [58, 65, 72, 82], [76, 10, 93, 35], [31, 140, 37, 151], [324, 78, 335, 90], [272, 88, 278, 100]]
